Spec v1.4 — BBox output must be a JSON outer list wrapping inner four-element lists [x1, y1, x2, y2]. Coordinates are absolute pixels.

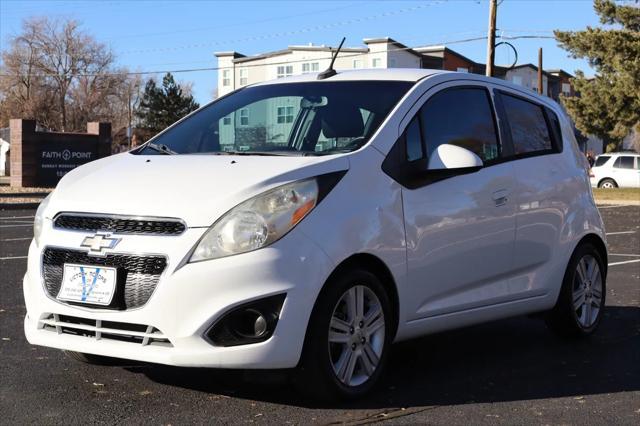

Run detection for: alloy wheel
[[573, 254, 603, 328], [328, 285, 385, 387]]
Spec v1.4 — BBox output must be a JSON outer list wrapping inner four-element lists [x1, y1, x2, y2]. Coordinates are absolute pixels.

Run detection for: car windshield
[[135, 81, 413, 156]]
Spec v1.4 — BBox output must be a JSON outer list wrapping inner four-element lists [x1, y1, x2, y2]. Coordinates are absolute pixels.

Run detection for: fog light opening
[[205, 294, 286, 347]]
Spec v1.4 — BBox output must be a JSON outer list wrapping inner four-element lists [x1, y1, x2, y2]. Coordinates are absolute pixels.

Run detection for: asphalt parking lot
[[1, 206, 638, 425]]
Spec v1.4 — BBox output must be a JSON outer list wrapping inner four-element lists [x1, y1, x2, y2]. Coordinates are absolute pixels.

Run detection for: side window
[[614, 156, 635, 169], [419, 87, 499, 162], [500, 93, 553, 155], [405, 116, 424, 162], [594, 155, 610, 167], [544, 107, 563, 152]]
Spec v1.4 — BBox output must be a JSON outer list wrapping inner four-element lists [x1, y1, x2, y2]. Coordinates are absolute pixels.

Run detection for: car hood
[[47, 153, 349, 227]]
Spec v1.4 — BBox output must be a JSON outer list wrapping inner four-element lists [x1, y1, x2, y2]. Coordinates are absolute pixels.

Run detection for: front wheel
[[546, 243, 606, 337], [296, 268, 393, 400]]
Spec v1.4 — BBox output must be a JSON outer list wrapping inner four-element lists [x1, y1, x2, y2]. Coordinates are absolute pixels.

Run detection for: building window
[[353, 59, 363, 69], [562, 83, 571, 94], [222, 69, 231, 87], [239, 68, 248, 86], [277, 106, 294, 124], [388, 58, 396, 67], [512, 75, 523, 86], [372, 58, 382, 68], [239, 109, 249, 126], [277, 65, 293, 78], [456, 67, 469, 73], [302, 62, 319, 74], [222, 116, 231, 125]]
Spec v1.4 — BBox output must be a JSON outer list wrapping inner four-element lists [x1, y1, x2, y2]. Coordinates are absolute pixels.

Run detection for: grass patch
[[593, 188, 640, 201]]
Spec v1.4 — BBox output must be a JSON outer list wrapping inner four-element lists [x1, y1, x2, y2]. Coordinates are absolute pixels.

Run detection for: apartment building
[[213, 37, 575, 149], [215, 38, 422, 97]]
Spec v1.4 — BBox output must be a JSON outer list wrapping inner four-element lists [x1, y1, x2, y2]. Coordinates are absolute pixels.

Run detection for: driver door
[[393, 83, 518, 320]]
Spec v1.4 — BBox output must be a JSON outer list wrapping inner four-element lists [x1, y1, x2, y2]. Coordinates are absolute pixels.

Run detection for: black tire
[[598, 178, 618, 189], [64, 350, 118, 365], [295, 268, 393, 401], [546, 242, 606, 337]]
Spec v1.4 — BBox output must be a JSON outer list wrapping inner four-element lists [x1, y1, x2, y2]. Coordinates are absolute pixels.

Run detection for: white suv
[[24, 69, 607, 399], [590, 152, 640, 188]]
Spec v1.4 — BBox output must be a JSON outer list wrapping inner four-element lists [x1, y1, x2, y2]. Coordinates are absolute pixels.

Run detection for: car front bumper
[[23, 226, 334, 369]]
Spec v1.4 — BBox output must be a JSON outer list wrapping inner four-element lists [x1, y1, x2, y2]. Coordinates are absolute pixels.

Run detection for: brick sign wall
[[10, 120, 111, 188]]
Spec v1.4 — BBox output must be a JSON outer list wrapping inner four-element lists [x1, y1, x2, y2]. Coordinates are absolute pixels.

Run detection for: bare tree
[[0, 17, 141, 132]]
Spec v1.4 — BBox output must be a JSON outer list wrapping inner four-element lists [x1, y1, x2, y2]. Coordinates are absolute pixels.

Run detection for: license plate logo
[[57, 264, 117, 305]]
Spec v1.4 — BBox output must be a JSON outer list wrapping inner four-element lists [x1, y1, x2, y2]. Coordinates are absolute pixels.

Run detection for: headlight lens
[[34, 193, 52, 247], [190, 178, 319, 262]]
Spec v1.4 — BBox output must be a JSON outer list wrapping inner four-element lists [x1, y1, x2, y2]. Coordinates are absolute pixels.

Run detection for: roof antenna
[[317, 37, 345, 80]]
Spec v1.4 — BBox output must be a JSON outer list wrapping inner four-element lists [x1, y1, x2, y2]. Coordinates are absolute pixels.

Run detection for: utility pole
[[485, 0, 497, 77], [127, 89, 132, 150], [537, 47, 544, 95]]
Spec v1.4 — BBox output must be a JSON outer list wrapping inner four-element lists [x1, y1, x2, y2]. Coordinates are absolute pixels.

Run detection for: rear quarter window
[[594, 156, 611, 167], [499, 92, 555, 156]]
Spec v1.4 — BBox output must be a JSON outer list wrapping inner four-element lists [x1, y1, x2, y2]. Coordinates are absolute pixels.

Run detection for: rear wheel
[[296, 268, 393, 400], [598, 178, 617, 189], [546, 243, 606, 337]]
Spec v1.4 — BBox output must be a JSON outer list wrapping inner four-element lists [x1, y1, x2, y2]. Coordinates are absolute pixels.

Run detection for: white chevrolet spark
[[24, 69, 608, 399]]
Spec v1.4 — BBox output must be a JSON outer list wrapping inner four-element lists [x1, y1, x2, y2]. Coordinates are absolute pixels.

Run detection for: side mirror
[[427, 144, 483, 171]]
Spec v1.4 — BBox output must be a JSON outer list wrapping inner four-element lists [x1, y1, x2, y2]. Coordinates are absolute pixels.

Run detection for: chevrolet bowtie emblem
[[81, 234, 120, 254]]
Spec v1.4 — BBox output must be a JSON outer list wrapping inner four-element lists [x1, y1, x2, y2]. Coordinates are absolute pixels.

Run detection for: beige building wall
[[215, 38, 422, 97]]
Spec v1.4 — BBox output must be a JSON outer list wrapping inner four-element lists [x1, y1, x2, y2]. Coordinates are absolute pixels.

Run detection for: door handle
[[492, 189, 509, 206]]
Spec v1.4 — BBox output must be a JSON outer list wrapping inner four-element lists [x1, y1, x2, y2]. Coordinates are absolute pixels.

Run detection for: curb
[[0, 202, 41, 210]]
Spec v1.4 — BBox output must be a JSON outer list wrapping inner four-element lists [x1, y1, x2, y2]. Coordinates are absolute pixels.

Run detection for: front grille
[[42, 248, 167, 309], [54, 214, 185, 235], [39, 313, 172, 347]]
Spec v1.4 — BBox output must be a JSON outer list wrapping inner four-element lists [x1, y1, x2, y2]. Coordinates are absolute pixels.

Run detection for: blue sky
[[1, 0, 602, 105]]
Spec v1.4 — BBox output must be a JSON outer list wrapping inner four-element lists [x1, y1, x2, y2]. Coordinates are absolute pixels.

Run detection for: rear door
[[494, 89, 566, 296], [612, 156, 640, 187], [387, 82, 518, 320]]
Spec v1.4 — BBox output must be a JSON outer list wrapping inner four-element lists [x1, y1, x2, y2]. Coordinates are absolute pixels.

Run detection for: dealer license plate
[[57, 264, 117, 306]]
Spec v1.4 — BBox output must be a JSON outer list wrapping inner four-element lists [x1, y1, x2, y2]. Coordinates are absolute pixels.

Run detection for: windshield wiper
[[146, 142, 178, 155], [208, 150, 304, 156]]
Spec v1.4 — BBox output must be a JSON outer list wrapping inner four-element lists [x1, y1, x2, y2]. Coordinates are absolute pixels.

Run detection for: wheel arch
[[598, 177, 617, 188], [322, 253, 400, 339], [576, 233, 608, 278]]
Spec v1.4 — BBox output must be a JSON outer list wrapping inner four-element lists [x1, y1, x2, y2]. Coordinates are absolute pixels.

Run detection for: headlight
[[190, 178, 319, 262], [34, 193, 52, 247]]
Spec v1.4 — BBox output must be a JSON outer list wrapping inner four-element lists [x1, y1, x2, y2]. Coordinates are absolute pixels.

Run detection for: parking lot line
[[606, 231, 637, 235], [0, 255, 28, 260], [0, 237, 32, 242], [608, 259, 640, 267], [0, 224, 32, 228], [609, 253, 640, 257]]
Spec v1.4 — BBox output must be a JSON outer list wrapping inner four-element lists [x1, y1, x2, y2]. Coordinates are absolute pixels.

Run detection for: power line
[[118, 1, 448, 55], [0, 33, 558, 78], [104, 2, 365, 41]]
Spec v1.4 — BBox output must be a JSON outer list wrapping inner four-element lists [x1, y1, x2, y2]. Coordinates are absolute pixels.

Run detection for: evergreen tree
[[555, 0, 639, 152], [136, 73, 200, 134]]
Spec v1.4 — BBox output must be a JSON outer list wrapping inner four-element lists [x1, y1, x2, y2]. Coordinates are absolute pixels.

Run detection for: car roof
[[252, 68, 448, 85], [249, 68, 561, 110]]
